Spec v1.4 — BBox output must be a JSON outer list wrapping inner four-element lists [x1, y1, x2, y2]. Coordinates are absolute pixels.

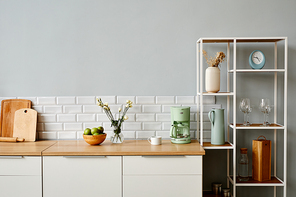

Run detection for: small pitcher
[[208, 108, 225, 145]]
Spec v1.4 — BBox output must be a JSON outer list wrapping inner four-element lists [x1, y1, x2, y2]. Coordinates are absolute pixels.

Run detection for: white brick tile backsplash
[[37, 123, 44, 131], [196, 95, 215, 104], [76, 96, 96, 105], [136, 96, 155, 104], [143, 122, 162, 130], [122, 131, 136, 139], [63, 105, 82, 113], [176, 96, 195, 104], [32, 106, 43, 113], [156, 114, 171, 122], [30, 95, 206, 140], [64, 123, 82, 131], [84, 123, 103, 130], [57, 114, 76, 122], [58, 132, 77, 140], [38, 132, 57, 140], [123, 122, 142, 130], [142, 105, 161, 113], [44, 123, 63, 131], [136, 131, 155, 139], [156, 131, 170, 139], [162, 122, 171, 130], [136, 114, 155, 122], [117, 96, 135, 104], [83, 105, 101, 113], [98, 96, 116, 104], [57, 97, 76, 105], [77, 114, 96, 122], [128, 105, 142, 113], [156, 96, 175, 104], [37, 97, 56, 105], [44, 106, 62, 113], [97, 114, 111, 122], [38, 114, 56, 123], [162, 105, 181, 113]]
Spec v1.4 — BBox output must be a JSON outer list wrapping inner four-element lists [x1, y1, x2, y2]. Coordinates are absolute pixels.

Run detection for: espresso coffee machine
[[170, 106, 191, 144]]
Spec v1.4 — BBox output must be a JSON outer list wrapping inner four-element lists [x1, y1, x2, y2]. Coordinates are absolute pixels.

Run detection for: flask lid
[[240, 148, 248, 154]]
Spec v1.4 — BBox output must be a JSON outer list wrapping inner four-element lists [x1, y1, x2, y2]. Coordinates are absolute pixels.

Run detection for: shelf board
[[197, 37, 286, 43], [229, 69, 285, 73], [230, 123, 284, 130], [202, 141, 233, 149], [229, 176, 284, 187], [197, 92, 234, 96]]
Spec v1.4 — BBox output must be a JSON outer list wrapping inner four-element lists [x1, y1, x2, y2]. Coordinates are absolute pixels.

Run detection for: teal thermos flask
[[208, 109, 225, 145]]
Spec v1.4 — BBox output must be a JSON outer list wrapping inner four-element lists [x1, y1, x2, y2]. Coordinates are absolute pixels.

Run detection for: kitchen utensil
[[0, 99, 31, 137], [239, 98, 252, 126], [13, 108, 37, 142], [208, 108, 225, 145], [222, 188, 231, 197], [147, 136, 162, 145], [252, 135, 271, 181], [259, 98, 272, 126], [170, 106, 191, 144], [0, 137, 25, 142]]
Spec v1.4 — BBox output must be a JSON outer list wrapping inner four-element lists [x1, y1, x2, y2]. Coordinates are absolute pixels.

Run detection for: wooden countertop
[[0, 141, 56, 156], [42, 140, 205, 156]]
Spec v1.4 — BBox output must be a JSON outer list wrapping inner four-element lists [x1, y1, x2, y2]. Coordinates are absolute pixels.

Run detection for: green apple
[[91, 127, 99, 135], [93, 133, 99, 136], [84, 128, 92, 135], [98, 126, 104, 134]]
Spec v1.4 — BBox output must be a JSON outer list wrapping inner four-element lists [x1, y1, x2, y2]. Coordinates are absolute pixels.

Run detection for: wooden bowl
[[83, 133, 107, 145]]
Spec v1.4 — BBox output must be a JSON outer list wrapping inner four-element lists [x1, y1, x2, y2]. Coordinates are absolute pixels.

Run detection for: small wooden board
[[0, 99, 31, 137], [13, 108, 37, 142]]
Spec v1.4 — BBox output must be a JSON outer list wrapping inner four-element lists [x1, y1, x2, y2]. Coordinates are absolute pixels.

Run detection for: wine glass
[[239, 98, 252, 126], [259, 98, 272, 126]]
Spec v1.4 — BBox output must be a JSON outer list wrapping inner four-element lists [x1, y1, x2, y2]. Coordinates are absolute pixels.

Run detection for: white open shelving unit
[[196, 37, 288, 197]]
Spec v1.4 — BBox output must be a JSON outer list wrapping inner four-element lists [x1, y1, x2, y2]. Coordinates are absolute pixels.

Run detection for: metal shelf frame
[[196, 37, 288, 197]]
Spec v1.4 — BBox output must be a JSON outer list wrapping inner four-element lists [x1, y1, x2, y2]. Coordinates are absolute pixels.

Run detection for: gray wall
[[1, 0, 295, 196]]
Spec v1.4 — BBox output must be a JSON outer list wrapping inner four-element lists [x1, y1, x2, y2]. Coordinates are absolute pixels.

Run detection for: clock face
[[252, 51, 263, 65]]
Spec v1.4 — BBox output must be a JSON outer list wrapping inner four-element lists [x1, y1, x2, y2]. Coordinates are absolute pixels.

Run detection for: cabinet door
[[0, 156, 42, 197], [123, 156, 202, 197], [43, 156, 122, 197]]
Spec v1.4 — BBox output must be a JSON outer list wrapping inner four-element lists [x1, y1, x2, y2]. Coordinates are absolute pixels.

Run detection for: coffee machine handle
[[170, 126, 177, 138], [208, 109, 215, 126]]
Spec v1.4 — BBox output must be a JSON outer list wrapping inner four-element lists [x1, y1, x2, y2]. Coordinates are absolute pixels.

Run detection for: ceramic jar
[[205, 67, 220, 93]]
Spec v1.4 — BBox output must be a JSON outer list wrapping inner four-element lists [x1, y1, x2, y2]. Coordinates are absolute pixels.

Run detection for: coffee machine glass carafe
[[170, 107, 191, 144]]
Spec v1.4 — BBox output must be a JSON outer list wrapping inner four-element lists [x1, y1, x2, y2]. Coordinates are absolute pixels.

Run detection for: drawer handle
[[0, 156, 23, 159], [141, 155, 185, 158], [62, 156, 106, 158]]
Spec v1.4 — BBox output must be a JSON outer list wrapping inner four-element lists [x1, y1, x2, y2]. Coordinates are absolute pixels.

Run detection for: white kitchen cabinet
[[123, 156, 202, 197], [43, 156, 122, 197], [0, 156, 42, 197]]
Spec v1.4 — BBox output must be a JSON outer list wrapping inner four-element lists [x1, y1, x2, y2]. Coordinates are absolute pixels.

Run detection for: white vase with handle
[[205, 67, 220, 93]]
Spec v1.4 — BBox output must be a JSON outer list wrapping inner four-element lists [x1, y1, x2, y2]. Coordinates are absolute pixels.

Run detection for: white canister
[[205, 67, 220, 93]]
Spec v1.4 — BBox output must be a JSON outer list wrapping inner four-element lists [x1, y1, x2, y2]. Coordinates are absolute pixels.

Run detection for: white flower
[[103, 102, 108, 106], [124, 115, 128, 120], [118, 107, 122, 112]]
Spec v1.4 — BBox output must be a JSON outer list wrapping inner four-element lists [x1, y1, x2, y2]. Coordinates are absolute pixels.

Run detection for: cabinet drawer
[[43, 156, 121, 197], [0, 176, 41, 197], [124, 175, 202, 197], [123, 155, 202, 175], [0, 156, 41, 176]]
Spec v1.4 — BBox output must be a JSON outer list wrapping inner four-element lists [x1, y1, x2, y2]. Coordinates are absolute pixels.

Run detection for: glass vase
[[110, 125, 124, 143]]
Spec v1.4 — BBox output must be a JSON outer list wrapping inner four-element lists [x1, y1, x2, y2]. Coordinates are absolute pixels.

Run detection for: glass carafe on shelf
[[238, 148, 249, 181]]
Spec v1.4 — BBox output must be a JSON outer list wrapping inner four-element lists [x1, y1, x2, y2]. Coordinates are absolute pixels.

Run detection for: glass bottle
[[238, 148, 249, 181]]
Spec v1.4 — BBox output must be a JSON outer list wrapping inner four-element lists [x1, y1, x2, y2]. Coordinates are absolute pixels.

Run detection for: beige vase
[[205, 67, 220, 93]]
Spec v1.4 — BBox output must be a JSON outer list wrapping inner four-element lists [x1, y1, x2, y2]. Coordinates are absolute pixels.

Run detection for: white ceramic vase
[[205, 67, 220, 93]]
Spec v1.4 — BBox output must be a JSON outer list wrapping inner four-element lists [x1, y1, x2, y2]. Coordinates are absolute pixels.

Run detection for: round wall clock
[[249, 50, 266, 69]]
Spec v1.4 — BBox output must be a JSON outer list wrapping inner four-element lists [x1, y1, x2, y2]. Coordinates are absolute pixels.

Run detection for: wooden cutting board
[[0, 99, 32, 137], [13, 108, 37, 142]]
